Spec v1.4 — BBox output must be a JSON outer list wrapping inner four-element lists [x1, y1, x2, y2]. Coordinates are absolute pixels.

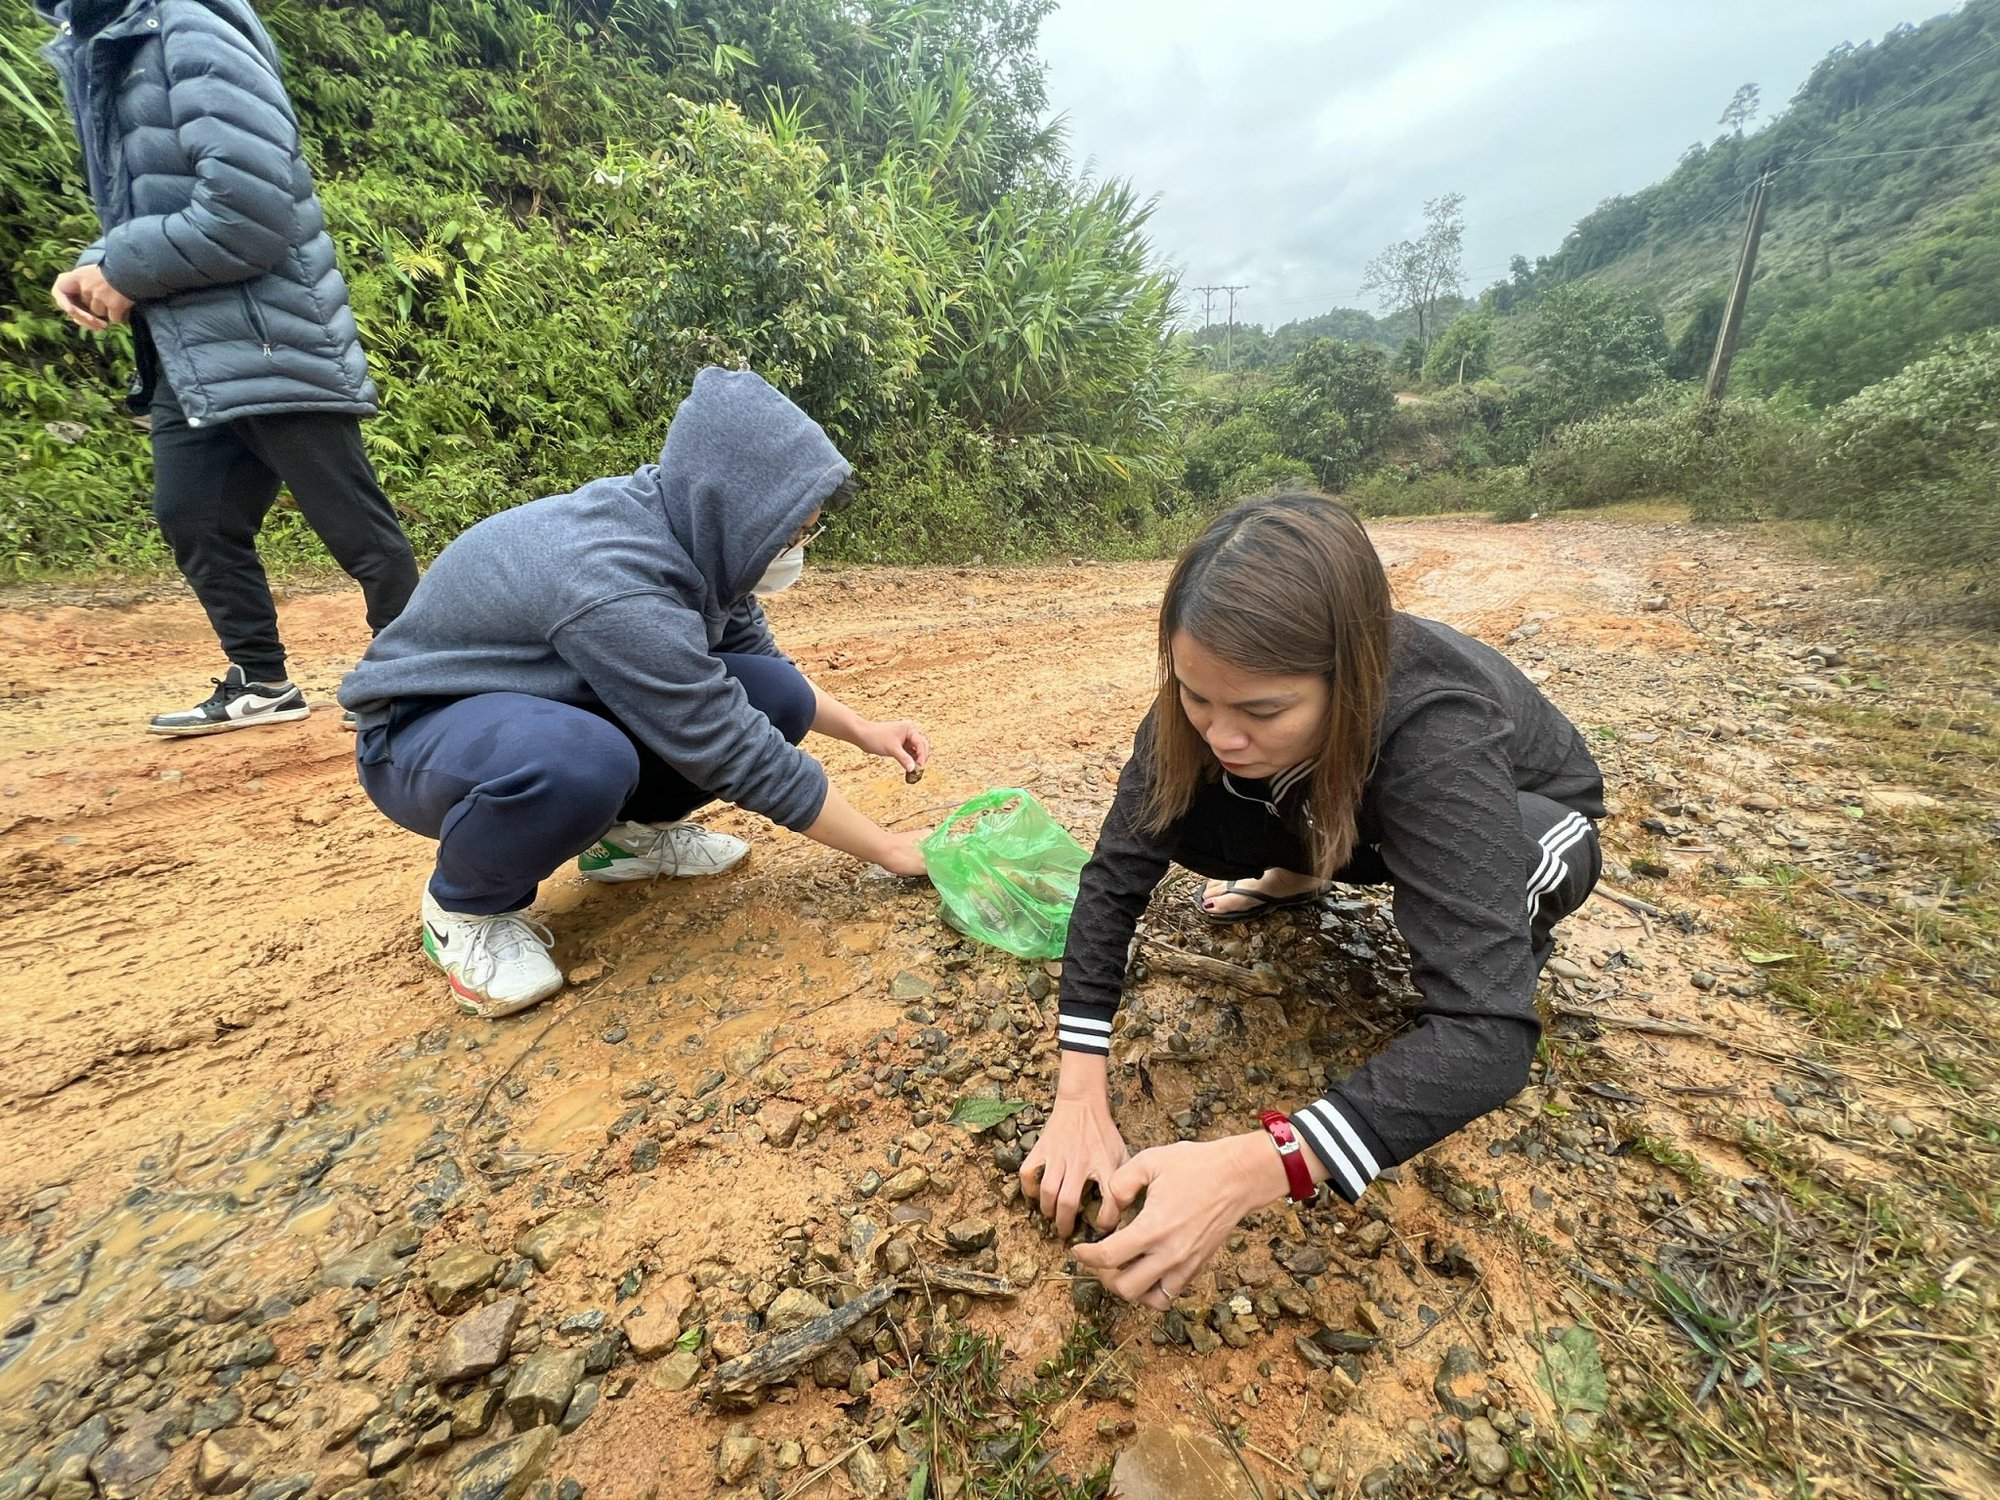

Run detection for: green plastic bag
[[922, 789, 1088, 960]]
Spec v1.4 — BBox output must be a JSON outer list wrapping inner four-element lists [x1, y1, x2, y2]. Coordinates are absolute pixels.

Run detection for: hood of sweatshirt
[[650, 367, 851, 612]]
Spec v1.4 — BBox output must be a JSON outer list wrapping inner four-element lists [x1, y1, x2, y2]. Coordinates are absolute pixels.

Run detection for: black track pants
[[149, 384, 419, 682]]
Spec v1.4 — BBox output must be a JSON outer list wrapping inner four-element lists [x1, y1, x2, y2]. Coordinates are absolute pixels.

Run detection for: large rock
[[434, 1297, 525, 1384], [1108, 1425, 1263, 1500], [194, 1429, 266, 1496], [514, 1210, 602, 1272], [621, 1275, 694, 1359], [447, 1429, 558, 1500], [424, 1247, 503, 1313], [504, 1348, 585, 1429]]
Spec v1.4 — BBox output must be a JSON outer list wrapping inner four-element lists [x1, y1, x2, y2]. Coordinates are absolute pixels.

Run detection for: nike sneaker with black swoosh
[[148, 665, 310, 737], [420, 891, 563, 1018]]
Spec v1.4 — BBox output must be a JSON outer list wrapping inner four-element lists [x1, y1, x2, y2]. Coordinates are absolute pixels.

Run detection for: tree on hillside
[[1360, 193, 1465, 350], [1524, 283, 1669, 425], [1719, 82, 1760, 135], [1423, 307, 1495, 385], [1251, 337, 1395, 487]]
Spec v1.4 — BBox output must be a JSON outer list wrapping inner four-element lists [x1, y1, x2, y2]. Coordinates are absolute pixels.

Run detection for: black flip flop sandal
[[1195, 879, 1329, 925]]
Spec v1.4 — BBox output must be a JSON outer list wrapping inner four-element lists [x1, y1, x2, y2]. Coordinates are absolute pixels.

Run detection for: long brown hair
[[1141, 493, 1394, 877]]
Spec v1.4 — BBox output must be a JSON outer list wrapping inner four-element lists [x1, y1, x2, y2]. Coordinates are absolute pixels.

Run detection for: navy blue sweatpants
[[356, 653, 815, 914]]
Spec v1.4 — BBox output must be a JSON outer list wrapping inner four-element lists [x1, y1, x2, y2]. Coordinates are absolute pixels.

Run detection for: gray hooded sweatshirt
[[339, 369, 848, 831]]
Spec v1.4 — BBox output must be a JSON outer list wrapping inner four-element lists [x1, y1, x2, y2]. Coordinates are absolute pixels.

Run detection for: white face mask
[[753, 543, 806, 596]]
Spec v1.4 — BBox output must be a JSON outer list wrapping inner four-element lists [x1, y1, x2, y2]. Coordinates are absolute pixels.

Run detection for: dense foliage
[[0, 0, 1182, 571]]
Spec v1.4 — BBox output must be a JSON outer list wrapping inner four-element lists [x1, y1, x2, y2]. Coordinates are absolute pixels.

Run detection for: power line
[[1789, 135, 2000, 167], [1784, 31, 2000, 171]]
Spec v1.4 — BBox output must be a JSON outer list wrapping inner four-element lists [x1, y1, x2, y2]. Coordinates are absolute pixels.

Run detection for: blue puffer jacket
[[39, 0, 376, 427]]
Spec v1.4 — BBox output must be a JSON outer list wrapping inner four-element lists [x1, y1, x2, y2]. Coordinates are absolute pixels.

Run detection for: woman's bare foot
[[1201, 867, 1322, 916]]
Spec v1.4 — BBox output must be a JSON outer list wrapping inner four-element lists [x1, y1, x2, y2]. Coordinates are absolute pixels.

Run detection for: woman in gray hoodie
[[341, 369, 928, 1017]]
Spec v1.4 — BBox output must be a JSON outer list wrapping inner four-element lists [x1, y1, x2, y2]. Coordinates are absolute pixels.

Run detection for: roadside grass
[[1522, 673, 1999, 1499]]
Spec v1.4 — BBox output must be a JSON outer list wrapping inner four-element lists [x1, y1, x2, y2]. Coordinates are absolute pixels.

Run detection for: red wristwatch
[[1259, 1110, 1319, 1204]]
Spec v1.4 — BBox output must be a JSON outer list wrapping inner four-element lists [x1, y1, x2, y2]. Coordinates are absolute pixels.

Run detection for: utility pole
[[1220, 284, 1247, 370], [1191, 284, 1219, 332], [1704, 171, 1771, 403]]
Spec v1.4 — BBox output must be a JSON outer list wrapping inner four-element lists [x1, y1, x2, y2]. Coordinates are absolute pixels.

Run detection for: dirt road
[[1, 516, 1992, 1499]]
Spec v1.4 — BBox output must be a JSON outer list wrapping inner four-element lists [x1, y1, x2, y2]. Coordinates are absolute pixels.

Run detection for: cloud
[[1038, 0, 1939, 327]]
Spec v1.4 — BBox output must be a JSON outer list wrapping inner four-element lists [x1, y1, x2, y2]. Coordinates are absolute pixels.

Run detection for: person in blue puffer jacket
[[39, 0, 419, 736]]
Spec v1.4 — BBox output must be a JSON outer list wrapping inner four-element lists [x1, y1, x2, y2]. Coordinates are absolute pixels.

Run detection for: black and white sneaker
[[148, 666, 310, 737]]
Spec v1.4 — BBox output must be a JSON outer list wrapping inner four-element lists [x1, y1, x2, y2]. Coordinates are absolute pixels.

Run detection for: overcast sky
[[1039, 0, 1951, 329]]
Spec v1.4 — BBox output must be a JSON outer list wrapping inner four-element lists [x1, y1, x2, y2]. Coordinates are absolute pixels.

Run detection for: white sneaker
[[420, 891, 563, 1018], [576, 820, 750, 884]]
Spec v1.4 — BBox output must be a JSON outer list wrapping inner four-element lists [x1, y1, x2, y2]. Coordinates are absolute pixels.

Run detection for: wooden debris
[[901, 1263, 1017, 1299], [1138, 939, 1283, 996], [705, 1280, 897, 1402]]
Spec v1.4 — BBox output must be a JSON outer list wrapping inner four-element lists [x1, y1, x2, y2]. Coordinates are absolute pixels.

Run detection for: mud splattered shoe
[[577, 820, 750, 884], [420, 891, 562, 1018], [148, 666, 309, 736]]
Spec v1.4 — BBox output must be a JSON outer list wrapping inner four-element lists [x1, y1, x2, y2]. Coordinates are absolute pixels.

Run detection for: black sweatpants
[[150, 382, 420, 683], [1178, 786, 1602, 970]]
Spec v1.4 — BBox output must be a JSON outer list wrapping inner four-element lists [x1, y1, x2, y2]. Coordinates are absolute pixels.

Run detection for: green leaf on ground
[[1742, 949, 1796, 965], [949, 1097, 1028, 1131], [1539, 1324, 1609, 1413]]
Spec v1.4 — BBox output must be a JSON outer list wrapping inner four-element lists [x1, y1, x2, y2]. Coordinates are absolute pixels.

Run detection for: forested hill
[[1490, 0, 2000, 407]]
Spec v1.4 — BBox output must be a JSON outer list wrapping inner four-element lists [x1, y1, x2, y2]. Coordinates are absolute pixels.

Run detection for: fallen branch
[[706, 1279, 898, 1402], [1552, 1003, 1840, 1083], [1594, 883, 1670, 920], [1138, 938, 1283, 996]]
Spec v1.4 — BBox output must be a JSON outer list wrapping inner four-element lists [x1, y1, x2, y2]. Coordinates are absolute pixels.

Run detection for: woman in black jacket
[[1021, 493, 1604, 1308]]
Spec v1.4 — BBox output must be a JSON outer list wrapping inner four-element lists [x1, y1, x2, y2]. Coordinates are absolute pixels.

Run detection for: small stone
[[88, 1410, 173, 1498], [623, 1276, 695, 1358], [848, 1445, 889, 1499], [813, 1344, 859, 1390], [450, 1387, 504, 1440], [561, 1381, 600, 1434], [1351, 1221, 1392, 1257], [447, 1428, 558, 1500], [1464, 1417, 1511, 1483], [321, 1226, 423, 1289], [889, 973, 935, 1001], [321, 1388, 384, 1449], [425, 1247, 503, 1313], [514, 1209, 602, 1271], [762, 1100, 807, 1148], [765, 1287, 833, 1334], [434, 1297, 525, 1383], [725, 1033, 773, 1075], [208, 1333, 277, 1370], [195, 1429, 265, 1495], [1434, 1343, 1487, 1419], [365, 1431, 416, 1474], [1890, 1115, 1918, 1141], [881, 1167, 930, 1201], [416, 1421, 453, 1458], [715, 1428, 763, 1485], [1690, 970, 1717, 991], [1741, 793, 1782, 812], [630, 1139, 661, 1172], [651, 1350, 702, 1393], [944, 1218, 996, 1253], [504, 1348, 586, 1429]]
